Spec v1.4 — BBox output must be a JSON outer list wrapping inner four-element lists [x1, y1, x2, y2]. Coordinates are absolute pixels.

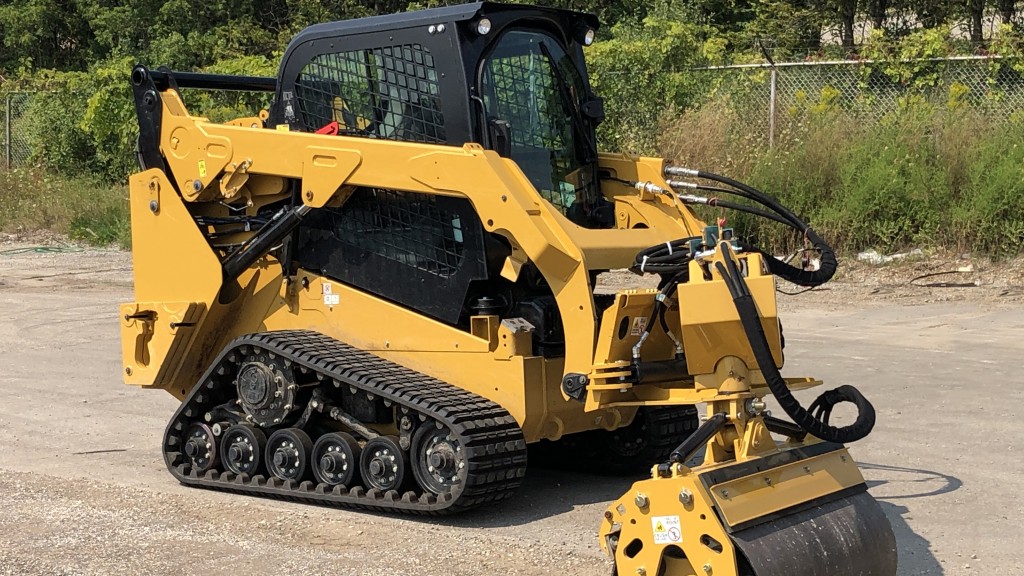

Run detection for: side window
[[480, 31, 590, 215], [294, 44, 446, 143]]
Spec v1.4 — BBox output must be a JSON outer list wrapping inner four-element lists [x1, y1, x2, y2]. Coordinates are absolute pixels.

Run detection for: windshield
[[479, 29, 597, 221]]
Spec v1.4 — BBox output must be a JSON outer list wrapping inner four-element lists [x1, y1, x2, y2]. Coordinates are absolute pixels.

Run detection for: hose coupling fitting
[[665, 166, 699, 177], [634, 181, 667, 195]]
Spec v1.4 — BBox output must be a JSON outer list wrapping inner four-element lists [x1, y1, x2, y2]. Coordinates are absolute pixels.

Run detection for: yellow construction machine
[[122, 3, 897, 574]]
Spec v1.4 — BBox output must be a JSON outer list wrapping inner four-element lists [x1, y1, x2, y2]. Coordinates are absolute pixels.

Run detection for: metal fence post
[[4, 94, 11, 170], [768, 66, 777, 149]]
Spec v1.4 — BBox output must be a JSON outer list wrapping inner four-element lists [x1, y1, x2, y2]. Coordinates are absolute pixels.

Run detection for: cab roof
[[287, 2, 599, 46]]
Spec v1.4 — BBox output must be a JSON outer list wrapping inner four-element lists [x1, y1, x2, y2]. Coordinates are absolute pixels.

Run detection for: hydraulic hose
[[744, 228, 837, 288], [668, 412, 728, 464], [667, 166, 838, 287], [714, 248, 875, 443], [630, 237, 697, 275], [707, 199, 794, 227]]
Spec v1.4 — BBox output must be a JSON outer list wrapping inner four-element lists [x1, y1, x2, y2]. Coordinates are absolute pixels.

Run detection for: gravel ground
[[1, 238, 1022, 575]]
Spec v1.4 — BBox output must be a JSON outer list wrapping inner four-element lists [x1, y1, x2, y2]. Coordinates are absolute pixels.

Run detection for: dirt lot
[[1, 240, 1022, 576]]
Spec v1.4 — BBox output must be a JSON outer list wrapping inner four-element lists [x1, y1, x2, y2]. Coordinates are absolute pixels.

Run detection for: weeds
[[660, 99, 1024, 256], [2, 99, 1023, 258], [0, 168, 131, 248]]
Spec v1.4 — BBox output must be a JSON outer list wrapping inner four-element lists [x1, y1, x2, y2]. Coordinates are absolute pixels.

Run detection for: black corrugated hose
[[689, 169, 838, 288], [714, 250, 876, 443]]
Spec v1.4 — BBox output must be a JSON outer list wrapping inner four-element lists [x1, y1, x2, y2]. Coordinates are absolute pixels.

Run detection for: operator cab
[[271, 2, 607, 227]]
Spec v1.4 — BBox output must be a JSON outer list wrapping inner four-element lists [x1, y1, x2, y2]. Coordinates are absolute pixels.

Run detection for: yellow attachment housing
[[600, 443, 870, 576], [678, 252, 783, 378]]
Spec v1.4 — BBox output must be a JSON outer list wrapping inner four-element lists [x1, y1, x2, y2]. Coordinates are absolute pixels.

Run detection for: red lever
[[316, 121, 339, 135]]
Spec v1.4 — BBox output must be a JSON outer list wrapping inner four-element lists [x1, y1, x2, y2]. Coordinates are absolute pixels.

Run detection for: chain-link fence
[[693, 56, 1024, 148], [1, 92, 34, 171]]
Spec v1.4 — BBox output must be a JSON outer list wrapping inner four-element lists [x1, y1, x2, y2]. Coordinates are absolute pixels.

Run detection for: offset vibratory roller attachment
[[121, 3, 896, 574], [599, 241, 896, 576]]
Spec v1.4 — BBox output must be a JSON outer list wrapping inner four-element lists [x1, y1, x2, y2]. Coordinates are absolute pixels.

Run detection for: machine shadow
[[443, 463, 640, 529], [377, 454, 960, 576], [860, 462, 963, 576]]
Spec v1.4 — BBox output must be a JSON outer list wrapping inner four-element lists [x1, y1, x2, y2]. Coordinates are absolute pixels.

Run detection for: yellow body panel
[[259, 270, 631, 442], [679, 253, 784, 375], [709, 449, 863, 528]]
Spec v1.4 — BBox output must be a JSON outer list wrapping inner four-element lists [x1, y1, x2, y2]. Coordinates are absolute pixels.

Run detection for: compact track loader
[[122, 3, 897, 574]]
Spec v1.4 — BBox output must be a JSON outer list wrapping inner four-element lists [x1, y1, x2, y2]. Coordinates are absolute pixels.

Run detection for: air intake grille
[[295, 44, 446, 143]]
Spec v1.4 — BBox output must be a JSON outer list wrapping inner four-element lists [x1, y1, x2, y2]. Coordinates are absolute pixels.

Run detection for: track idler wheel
[[221, 424, 267, 476], [182, 423, 218, 473], [411, 421, 465, 496], [312, 432, 361, 487], [360, 435, 409, 492], [266, 428, 313, 481]]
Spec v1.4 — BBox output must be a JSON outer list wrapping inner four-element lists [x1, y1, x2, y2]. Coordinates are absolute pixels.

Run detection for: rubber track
[[638, 405, 702, 461], [162, 330, 528, 515]]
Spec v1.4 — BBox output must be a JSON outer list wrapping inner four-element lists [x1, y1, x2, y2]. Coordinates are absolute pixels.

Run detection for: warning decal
[[651, 515, 683, 544], [630, 316, 648, 336], [322, 282, 340, 306]]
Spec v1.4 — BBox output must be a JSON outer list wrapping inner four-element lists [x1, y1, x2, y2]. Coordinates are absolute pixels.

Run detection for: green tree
[[0, 0, 96, 72]]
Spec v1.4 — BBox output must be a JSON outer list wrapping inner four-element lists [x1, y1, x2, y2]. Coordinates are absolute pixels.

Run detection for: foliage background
[[1, 0, 1023, 254]]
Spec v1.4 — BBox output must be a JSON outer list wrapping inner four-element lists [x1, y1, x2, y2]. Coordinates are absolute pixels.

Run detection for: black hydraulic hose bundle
[[627, 166, 877, 442], [666, 167, 838, 288], [714, 248, 876, 443], [630, 237, 698, 276]]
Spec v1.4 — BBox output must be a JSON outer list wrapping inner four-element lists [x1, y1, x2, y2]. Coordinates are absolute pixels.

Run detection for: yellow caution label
[[197, 160, 207, 178], [276, 124, 291, 131], [651, 515, 682, 544]]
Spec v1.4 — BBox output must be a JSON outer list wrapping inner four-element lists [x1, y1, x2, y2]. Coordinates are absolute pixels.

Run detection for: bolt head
[[703, 563, 712, 574], [634, 493, 649, 508], [149, 200, 159, 213], [636, 568, 646, 576], [192, 180, 203, 192], [678, 488, 693, 506]]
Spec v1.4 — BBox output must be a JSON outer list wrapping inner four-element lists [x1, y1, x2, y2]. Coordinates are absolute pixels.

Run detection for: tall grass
[[660, 100, 1024, 256], [0, 168, 131, 248]]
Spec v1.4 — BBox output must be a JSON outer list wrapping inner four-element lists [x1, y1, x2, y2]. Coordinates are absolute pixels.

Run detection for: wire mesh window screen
[[482, 37, 578, 213], [328, 189, 465, 277], [485, 54, 567, 153], [295, 44, 445, 143]]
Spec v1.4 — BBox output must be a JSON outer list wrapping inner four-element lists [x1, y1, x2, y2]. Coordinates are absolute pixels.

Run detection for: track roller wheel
[[183, 423, 218, 473], [360, 435, 409, 492], [265, 428, 313, 481], [312, 432, 361, 487], [411, 421, 465, 496], [220, 424, 267, 475]]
